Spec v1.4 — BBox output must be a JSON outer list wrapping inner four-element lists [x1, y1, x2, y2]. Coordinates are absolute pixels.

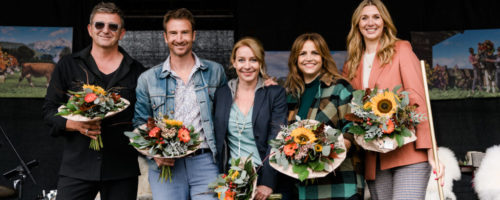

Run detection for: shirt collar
[[161, 52, 202, 74]]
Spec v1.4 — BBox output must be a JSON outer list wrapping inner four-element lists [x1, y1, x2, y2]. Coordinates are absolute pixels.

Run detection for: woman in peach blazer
[[342, 0, 444, 199]]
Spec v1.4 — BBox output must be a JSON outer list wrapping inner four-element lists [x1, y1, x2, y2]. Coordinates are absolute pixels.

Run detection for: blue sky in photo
[[0, 26, 72, 44], [433, 29, 500, 69], [266, 51, 347, 79]]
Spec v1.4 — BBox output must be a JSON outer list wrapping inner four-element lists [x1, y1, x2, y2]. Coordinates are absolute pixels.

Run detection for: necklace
[[234, 107, 247, 157], [364, 52, 375, 69]]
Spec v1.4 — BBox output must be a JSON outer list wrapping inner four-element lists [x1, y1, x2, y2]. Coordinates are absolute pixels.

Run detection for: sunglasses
[[93, 22, 121, 32]]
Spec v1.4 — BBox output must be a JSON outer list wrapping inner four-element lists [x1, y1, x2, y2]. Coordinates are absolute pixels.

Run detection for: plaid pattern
[[287, 74, 365, 200], [367, 162, 431, 200]]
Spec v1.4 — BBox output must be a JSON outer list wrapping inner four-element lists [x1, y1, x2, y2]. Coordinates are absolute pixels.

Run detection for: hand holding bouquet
[[269, 119, 346, 181], [56, 84, 129, 150], [345, 85, 426, 153], [124, 115, 201, 182], [208, 156, 257, 200]]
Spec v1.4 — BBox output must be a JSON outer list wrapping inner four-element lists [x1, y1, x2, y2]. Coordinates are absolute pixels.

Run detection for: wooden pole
[[420, 60, 444, 200]]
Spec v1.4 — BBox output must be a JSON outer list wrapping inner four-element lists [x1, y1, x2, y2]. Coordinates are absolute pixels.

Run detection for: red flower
[[84, 93, 97, 103], [329, 144, 339, 159], [149, 127, 161, 138], [178, 127, 191, 143], [283, 143, 298, 157], [380, 120, 395, 134], [225, 190, 235, 200], [111, 93, 121, 103]]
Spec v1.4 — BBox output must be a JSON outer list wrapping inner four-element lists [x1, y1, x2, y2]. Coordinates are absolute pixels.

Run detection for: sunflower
[[83, 84, 106, 95], [290, 127, 317, 145], [363, 101, 372, 110], [314, 144, 323, 152], [230, 171, 239, 181], [163, 119, 183, 127], [370, 91, 398, 118]]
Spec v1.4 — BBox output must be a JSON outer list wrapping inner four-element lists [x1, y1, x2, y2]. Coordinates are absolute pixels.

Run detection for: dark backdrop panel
[[236, 0, 500, 50], [0, 99, 63, 200]]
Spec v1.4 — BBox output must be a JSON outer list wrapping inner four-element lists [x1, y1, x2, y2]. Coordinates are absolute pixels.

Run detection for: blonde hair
[[284, 33, 344, 97], [230, 37, 269, 79], [345, 0, 399, 80]]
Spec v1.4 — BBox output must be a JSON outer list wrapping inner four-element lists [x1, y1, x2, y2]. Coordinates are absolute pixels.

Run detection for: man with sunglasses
[[133, 8, 226, 200], [42, 2, 145, 200]]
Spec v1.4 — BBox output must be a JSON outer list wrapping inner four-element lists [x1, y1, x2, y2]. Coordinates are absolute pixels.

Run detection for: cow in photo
[[18, 62, 55, 87]]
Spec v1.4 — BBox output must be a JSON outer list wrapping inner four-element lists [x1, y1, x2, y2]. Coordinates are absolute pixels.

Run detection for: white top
[[363, 52, 376, 89]]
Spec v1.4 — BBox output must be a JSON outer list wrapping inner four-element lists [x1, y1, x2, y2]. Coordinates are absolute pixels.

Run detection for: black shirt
[[42, 46, 146, 181]]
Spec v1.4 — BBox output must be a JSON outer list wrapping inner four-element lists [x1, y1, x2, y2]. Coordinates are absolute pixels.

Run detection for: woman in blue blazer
[[214, 37, 287, 200]]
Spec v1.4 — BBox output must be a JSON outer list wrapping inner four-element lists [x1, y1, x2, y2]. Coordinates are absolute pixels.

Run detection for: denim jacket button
[[170, 110, 174, 114], [170, 90, 175, 94]]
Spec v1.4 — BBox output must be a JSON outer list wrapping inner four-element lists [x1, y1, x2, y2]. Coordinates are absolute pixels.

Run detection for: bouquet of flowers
[[208, 156, 257, 200], [269, 119, 346, 181], [345, 85, 426, 153], [56, 84, 130, 150], [124, 115, 201, 182]]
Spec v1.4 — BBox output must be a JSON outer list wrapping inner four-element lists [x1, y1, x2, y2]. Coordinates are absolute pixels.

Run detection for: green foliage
[[292, 164, 309, 182], [348, 125, 366, 135], [209, 156, 256, 200]]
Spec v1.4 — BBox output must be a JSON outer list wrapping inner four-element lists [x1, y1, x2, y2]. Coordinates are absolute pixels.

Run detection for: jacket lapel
[[252, 88, 265, 127], [221, 87, 232, 138], [368, 55, 384, 89], [353, 57, 364, 89], [367, 42, 385, 89]]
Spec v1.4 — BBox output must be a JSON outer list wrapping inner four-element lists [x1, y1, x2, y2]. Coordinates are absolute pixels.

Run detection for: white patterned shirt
[[162, 54, 208, 148]]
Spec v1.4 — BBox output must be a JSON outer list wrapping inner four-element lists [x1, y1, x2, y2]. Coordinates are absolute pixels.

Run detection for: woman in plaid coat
[[275, 32, 365, 200]]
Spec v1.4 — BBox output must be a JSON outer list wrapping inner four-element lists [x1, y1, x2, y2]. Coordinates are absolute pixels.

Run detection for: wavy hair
[[345, 0, 399, 80], [230, 37, 269, 79], [284, 33, 343, 97]]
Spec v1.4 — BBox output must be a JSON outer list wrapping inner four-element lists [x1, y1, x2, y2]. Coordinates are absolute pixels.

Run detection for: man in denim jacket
[[133, 8, 226, 200]]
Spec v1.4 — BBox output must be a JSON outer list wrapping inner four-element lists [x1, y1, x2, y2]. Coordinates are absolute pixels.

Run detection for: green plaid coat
[[287, 74, 365, 200]]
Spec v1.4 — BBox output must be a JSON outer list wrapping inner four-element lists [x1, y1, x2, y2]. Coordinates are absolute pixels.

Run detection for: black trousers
[[56, 175, 138, 200]]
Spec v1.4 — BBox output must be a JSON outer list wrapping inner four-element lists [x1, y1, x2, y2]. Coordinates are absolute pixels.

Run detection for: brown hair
[[230, 37, 269, 79], [89, 2, 125, 27], [163, 8, 196, 33], [345, 0, 399, 80], [284, 33, 344, 97]]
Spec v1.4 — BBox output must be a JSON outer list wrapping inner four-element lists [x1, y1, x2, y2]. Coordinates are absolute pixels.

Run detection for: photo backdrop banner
[[0, 26, 72, 98], [412, 29, 500, 100]]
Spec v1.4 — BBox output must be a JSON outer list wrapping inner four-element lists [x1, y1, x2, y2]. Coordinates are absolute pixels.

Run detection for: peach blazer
[[342, 40, 432, 180]]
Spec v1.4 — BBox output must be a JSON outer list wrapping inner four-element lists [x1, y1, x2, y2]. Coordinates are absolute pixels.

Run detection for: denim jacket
[[133, 56, 227, 160]]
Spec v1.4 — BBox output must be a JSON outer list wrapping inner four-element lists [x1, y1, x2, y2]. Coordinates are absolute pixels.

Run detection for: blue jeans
[[148, 152, 219, 200]]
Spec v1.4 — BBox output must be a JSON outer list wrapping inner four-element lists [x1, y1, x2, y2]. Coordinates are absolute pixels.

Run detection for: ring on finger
[[85, 129, 89, 135]]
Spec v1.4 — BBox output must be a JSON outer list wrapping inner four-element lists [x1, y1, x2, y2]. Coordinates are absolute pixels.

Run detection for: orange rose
[[224, 190, 235, 200], [148, 127, 161, 138], [380, 120, 395, 134], [178, 127, 191, 143], [84, 93, 97, 103], [283, 142, 298, 157]]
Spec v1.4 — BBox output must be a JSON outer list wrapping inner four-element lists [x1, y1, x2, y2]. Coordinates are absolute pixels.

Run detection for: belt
[[186, 148, 211, 157]]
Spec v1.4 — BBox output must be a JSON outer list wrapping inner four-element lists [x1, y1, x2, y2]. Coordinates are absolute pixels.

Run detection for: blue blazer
[[213, 82, 287, 189]]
